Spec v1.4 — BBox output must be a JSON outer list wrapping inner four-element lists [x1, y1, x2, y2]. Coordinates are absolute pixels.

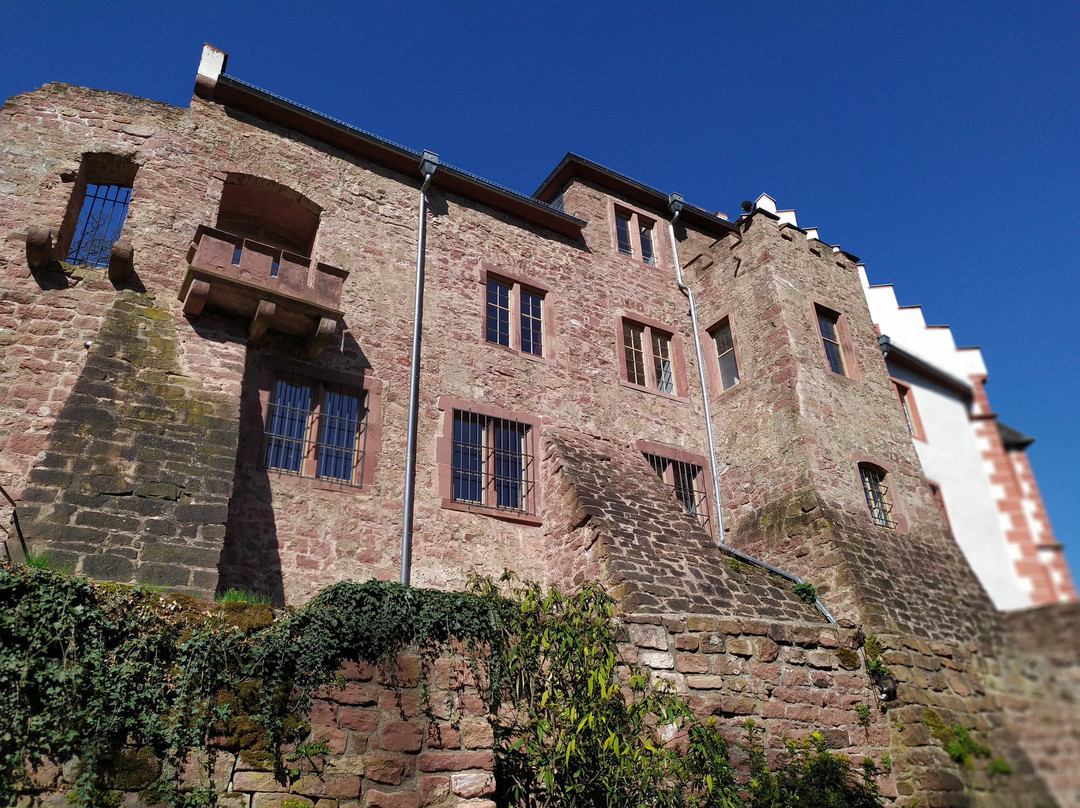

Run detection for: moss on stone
[[835, 647, 861, 670], [110, 746, 160, 791]]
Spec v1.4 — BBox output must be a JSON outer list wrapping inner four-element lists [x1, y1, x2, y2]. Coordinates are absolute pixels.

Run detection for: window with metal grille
[[860, 465, 895, 528], [815, 305, 847, 376], [66, 183, 132, 267], [262, 375, 368, 485], [613, 206, 657, 266], [485, 277, 545, 357], [644, 452, 712, 535], [451, 409, 536, 514], [711, 318, 740, 390], [622, 319, 677, 394]]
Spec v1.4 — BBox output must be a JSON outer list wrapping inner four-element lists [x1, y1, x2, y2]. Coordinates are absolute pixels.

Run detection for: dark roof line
[[534, 152, 739, 237], [211, 74, 585, 239], [997, 421, 1036, 450], [877, 335, 972, 398]]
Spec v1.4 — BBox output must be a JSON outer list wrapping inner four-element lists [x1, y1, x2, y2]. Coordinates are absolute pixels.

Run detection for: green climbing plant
[[1, 562, 888, 807]]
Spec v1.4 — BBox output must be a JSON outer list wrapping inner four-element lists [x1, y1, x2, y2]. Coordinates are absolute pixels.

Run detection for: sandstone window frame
[[927, 479, 952, 533], [893, 379, 925, 441], [247, 358, 382, 491], [636, 439, 715, 539], [859, 462, 896, 529], [56, 152, 139, 268], [609, 199, 662, 268], [812, 301, 858, 380], [616, 313, 688, 400], [436, 397, 542, 525], [707, 315, 742, 394], [482, 269, 553, 362]]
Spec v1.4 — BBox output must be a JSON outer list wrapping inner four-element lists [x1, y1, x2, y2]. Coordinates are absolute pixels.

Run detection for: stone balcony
[[179, 225, 349, 356]]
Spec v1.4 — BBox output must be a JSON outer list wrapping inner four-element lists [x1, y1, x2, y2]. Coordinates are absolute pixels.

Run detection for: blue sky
[[3, 1, 1078, 586]]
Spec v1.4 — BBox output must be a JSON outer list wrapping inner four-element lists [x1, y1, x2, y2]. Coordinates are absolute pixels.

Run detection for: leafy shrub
[[792, 581, 818, 604], [1, 563, 887, 807]]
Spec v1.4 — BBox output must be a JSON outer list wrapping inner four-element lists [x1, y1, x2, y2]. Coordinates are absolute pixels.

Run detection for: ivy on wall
[[1, 563, 885, 807]]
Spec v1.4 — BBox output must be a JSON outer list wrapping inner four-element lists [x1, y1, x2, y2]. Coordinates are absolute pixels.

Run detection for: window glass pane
[[651, 332, 674, 394], [817, 310, 846, 375], [452, 411, 485, 503], [486, 280, 511, 346], [265, 378, 312, 473], [317, 387, 361, 482], [624, 322, 647, 386], [67, 183, 132, 267], [520, 289, 543, 356], [492, 419, 526, 509], [671, 461, 699, 514], [615, 212, 633, 256], [713, 322, 739, 390], [639, 223, 655, 265]]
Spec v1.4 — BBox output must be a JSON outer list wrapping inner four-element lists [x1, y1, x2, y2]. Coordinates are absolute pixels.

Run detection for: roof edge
[[534, 153, 738, 237], [202, 73, 585, 239]]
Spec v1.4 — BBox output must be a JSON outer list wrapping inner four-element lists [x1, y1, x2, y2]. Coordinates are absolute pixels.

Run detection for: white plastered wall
[[860, 269, 1031, 609]]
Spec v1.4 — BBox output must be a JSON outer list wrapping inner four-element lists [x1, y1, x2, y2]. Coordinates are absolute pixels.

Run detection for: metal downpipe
[[401, 151, 439, 587], [665, 194, 725, 543], [665, 194, 834, 623]]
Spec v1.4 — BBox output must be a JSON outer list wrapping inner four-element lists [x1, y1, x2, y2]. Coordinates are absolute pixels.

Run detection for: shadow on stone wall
[[17, 292, 241, 597]]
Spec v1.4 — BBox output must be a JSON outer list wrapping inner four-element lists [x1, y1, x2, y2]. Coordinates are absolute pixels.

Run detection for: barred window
[[66, 183, 132, 267], [622, 319, 677, 395], [451, 409, 536, 514], [860, 465, 895, 528], [262, 375, 368, 485], [644, 452, 713, 536], [711, 318, 740, 391], [485, 277, 545, 357]]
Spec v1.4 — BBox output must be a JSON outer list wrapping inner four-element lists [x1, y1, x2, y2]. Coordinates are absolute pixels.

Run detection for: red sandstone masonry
[[19, 650, 496, 807]]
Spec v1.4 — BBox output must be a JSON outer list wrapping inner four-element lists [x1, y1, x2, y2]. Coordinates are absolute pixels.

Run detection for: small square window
[[612, 206, 658, 266], [711, 318, 740, 391], [815, 305, 848, 376], [860, 465, 895, 529], [66, 183, 132, 268], [262, 374, 368, 486], [643, 451, 713, 537], [620, 318, 682, 396], [450, 409, 537, 514], [485, 276, 546, 357]]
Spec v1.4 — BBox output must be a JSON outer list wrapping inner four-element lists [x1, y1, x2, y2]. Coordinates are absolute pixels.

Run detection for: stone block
[[379, 721, 422, 753], [363, 790, 419, 808], [450, 772, 495, 798]]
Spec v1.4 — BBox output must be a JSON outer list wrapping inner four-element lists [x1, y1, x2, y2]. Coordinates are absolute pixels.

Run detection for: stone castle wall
[[2, 74, 1077, 806]]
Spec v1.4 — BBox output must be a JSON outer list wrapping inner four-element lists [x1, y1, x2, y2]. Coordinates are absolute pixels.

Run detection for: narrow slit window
[[860, 465, 895, 528], [712, 319, 740, 390], [816, 306, 847, 376]]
